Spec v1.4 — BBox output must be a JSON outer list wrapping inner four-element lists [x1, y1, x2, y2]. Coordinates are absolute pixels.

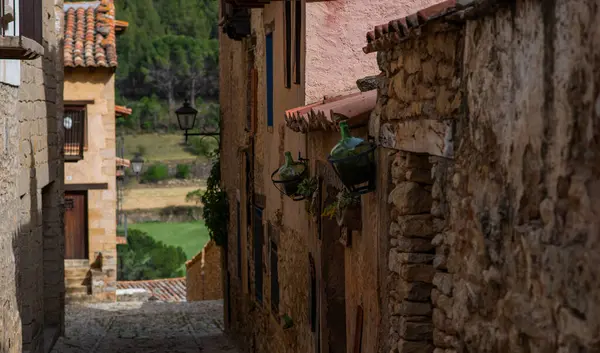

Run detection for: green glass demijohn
[[328, 121, 376, 193], [329, 121, 368, 158]]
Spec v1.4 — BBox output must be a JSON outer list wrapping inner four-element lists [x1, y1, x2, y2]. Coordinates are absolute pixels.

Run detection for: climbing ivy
[[199, 155, 228, 246]]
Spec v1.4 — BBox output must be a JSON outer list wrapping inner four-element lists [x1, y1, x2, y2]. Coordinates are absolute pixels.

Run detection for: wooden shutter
[[20, 0, 42, 43]]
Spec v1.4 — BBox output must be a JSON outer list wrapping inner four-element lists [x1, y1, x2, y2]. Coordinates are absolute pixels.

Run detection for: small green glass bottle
[[278, 151, 305, 196], [278, 151, 303, 180]]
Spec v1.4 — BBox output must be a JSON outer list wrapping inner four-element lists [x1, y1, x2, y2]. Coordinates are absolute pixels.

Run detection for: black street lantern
[[176, 99, 219, 142], [327, 122, 377, 195], [131, 153, 144, 179]]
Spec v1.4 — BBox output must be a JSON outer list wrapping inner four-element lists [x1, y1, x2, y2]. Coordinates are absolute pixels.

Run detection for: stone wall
[[0, 0, 66, 351], [374, 1, 600, 352], [186, 240, 223, 301], [432, 2, 600, 352]]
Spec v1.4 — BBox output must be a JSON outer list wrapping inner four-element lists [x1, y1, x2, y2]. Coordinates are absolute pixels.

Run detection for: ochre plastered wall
[[63, 69, 117, 302], [186, 240, 223, 301], [304, 0, 440, 104], [0, 0, 66, 351]]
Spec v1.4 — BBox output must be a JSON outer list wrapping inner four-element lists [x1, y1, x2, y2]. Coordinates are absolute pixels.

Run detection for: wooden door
[[64, 192, 87, 259]]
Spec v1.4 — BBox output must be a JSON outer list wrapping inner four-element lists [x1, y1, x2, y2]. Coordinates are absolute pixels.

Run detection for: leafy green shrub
[[117, 229, 187, 281], [175, 163, 192, 179], [141, 162, 169, 183], [187, 153, 228, 246], [185, 136, 212, 157]]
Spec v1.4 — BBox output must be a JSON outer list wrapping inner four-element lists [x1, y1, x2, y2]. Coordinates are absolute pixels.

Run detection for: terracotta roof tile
[[115, 105, 132, 116], [363, 0, 462, 54], [64, 0, 117, 68], [284, 90, 377, 133], [117, 278, 187, 302], [116, 157, 130, 167]]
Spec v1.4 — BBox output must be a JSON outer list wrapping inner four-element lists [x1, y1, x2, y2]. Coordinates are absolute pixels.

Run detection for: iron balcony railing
[[64, 107, 86, 162]]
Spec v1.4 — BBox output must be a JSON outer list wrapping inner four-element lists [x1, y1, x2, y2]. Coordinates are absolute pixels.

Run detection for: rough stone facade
[[186, 240, 223, 301], [371, 1, 600, 352], [0, 0, 66, 351]]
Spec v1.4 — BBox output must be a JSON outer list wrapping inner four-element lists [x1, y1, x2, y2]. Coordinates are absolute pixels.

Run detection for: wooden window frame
[[270, 240, 279, 313], [309, 253, 317, 332], [236, 201, 242, 279], [293, 0, 302, 84], [253, 206, 264, 303], [284, 0, 292, 88], [265, 32, 274, 128]]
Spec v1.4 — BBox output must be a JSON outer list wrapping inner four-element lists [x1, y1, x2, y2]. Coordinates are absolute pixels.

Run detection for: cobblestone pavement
[[51, 300, 239, 353]]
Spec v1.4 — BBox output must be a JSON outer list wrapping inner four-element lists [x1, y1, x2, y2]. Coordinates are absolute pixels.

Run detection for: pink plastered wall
[[304, 0, 441, 104]]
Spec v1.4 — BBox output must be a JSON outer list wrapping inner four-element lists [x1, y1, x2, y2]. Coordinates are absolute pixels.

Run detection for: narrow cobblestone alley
[[51, 300, 239, 353]]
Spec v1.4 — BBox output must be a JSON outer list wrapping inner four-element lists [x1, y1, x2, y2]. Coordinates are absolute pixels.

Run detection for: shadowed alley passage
[[51, 300, 238, 353]]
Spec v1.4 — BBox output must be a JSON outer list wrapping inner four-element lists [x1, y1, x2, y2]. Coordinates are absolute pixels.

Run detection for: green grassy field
[[123, 133, 217, 162], [128, 221, 210, 260]]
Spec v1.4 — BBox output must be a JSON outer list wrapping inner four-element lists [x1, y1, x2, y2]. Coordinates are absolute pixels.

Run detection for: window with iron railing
[[0, 0, 44, 60], [63, 106, 86, 162]]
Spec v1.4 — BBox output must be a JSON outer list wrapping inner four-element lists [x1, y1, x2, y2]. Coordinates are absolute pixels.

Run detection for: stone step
[[65, 267, 89, 278], [66, 277, 87, 287], [65, 293, 92, 304], [66, 286, 88, 295], [65, 259, 90, 268]]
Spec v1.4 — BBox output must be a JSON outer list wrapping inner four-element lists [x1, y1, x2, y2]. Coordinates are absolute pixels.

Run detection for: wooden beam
[[65, 100, 95, 106], [65, 183, 109, 191]]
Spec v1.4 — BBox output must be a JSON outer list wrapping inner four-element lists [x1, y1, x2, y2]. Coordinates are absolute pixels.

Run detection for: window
[[0, 0, 44, 60], [294, 0, 302, 84], [236, 201, 242, 279], [253, 206, 264, 302], [266, 33, 274, 127], [270, 241, 279, 312], [284, 0, 292, 88], [246, 42, 257, 132], [245, 151, 252, 226], [309, 253, 317, 332], [63, 105, 87, 162]]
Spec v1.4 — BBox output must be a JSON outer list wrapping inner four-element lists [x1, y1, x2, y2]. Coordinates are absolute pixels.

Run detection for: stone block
[[388, 182, 432, 216], [398, 339, 434, 353], [396, 236, 435, 253], [433, 329, 458, 349], [399, 318, 433, 341], [398, 281, 433, 302], [433, 255, 447, 270], [400, 264, 435, 283], [396, 214, 438, 238], [395, 301, 432, 316], [395, 251, 435, 265], [432, 272, 453, 296], [405, 168, 433, 184]]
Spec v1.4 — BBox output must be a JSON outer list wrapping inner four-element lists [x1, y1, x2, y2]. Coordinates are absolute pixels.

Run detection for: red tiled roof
[[64, 0, 117, 68], [363, 0, 462, 54], [115, 20, 129, 34], [115, 105, 132, 116], [116, 157, 130, 167], [117, 278, 187, 302], [284, 90, 377, 133]]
